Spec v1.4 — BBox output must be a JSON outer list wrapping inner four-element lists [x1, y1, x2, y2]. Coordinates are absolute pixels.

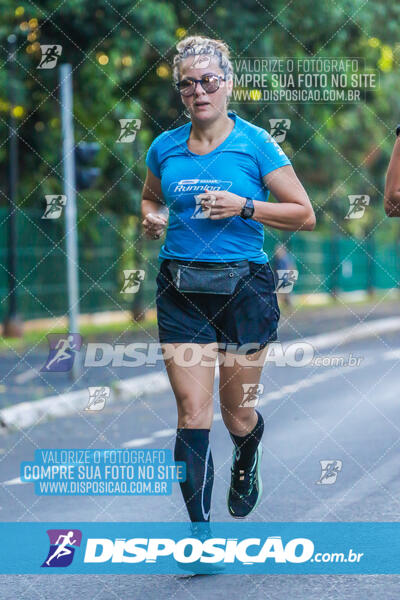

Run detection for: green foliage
[[0, 0, 400, 244]]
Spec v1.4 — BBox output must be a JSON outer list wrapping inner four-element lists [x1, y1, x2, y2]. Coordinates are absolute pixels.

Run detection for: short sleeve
[[145, 138, 161, 178], [253, 129, 291, 178]]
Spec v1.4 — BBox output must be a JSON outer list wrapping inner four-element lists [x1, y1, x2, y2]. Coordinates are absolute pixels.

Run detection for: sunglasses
[[176, 73, 226, 96]]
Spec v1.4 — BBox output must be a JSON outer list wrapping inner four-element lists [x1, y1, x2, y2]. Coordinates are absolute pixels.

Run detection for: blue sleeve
[[254, 129, 291, 178], [145, 137, 161, 178]]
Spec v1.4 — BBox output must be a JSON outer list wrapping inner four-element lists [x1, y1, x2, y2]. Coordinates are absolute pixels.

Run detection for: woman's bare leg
[[218, 345, 269, 435], [162, 342, 218, 522], [218, 345, 269, 518]]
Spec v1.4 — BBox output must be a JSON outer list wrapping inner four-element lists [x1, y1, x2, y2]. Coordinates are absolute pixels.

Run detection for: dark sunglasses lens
[[202, 76, 219, 92], [178, 80, 195, 95]]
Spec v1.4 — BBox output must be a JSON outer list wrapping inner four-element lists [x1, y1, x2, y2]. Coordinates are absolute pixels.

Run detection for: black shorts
[[155, 259, 280, 353]]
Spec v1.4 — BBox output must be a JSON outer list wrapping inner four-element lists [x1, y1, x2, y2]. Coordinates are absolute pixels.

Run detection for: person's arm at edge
[[384, 136, 400, 217]]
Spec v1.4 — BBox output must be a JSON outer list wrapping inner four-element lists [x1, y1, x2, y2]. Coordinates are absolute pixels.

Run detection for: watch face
[[396, 124, 400, 137], [242, 201, 254, 218]]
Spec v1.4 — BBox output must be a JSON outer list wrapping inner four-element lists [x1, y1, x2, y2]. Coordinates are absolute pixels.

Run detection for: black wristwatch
[[396, 124, 400, 137], [240, 197, 255, 219]]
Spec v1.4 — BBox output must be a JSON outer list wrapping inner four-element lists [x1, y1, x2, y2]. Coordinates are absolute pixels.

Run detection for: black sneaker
[[227, 444, 263, 518], [176, 522, 225, 575]]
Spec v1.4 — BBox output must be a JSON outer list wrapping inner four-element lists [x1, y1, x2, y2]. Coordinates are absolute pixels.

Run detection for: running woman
[[141, 36, 315, 527], [384, 124, 400, 217]]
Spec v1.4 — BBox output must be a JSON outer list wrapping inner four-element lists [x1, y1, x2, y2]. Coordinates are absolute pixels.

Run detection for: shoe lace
[[231, 457, 257, 498]]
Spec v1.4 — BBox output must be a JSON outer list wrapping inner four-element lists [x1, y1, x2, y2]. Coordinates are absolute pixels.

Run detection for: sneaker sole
[[227, 444, 263, 519]]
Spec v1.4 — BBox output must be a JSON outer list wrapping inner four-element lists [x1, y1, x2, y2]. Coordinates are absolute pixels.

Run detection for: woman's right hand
[[142, 212, 168, 240]]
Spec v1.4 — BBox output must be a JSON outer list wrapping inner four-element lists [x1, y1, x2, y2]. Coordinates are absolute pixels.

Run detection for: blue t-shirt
[[145, 110, 291, 264]]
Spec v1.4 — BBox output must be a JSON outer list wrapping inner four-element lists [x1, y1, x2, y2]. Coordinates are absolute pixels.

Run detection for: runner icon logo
[[239, 383, 264, 407], [42, 195, 67, 219], [316, 460, 343, 485], [117, 119, 141, 143], [85, 387, 110, 411], [120, 270, 146, 294], [41, 334, 82, 372], [275, 269, 298, 293], [37, 45, 62, 69], [269, 118, 291, 143], [345, 195, 370, 219], [41, 529, 82, 567]]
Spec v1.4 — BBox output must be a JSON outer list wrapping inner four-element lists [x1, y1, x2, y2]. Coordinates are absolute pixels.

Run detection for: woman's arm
[[141, 168, 168, 238], [384, 137, 400, 217], [254, 165, 315, 231], [204, 164, 316, 231]]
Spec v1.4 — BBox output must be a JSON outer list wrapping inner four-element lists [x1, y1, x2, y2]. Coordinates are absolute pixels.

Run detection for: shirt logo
[[169, 179, 228, 194]]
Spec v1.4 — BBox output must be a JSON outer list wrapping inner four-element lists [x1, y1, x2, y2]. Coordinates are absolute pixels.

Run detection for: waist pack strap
[[167, 259, 249, 270], [166, 260, 250, 295]]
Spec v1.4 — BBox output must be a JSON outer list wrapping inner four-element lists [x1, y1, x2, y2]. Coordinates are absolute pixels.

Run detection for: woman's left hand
[[202, 189, 246, 219]]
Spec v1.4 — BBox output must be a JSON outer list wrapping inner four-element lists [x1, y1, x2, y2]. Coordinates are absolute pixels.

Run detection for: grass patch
[[0, 314, 158, 354]]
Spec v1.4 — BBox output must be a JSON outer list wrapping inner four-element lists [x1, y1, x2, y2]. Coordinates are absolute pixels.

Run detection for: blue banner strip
[[0, 522, 399, 574]]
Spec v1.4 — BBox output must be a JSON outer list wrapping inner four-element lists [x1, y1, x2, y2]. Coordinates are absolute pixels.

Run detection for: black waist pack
[[166, 260, 250, 295]]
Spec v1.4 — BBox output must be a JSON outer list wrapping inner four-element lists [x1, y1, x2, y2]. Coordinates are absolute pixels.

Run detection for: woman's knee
[[176, 395, 213, 428], [220, 405, 257, 435]]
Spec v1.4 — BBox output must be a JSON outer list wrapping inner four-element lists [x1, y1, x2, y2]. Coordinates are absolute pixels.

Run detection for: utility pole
[[3, 34, 23, 338], [59, 64, 81, 380]]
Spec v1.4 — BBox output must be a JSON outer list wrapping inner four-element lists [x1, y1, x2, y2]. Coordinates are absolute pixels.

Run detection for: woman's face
[[178, 54, 232, 122]]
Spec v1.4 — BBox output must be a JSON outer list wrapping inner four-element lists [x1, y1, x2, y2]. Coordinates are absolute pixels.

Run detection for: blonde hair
[[172, 35, 234, 85]]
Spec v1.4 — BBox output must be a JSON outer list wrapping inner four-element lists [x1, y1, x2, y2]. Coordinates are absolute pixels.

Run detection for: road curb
[[1, 316, 400, 433]]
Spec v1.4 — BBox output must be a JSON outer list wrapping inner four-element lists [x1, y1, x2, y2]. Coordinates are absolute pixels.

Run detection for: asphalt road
[[1, 325, 400, 598], [1, 298, 399, 410]]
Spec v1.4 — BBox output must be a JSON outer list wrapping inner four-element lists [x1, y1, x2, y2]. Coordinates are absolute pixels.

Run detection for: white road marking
[[383, 348, 400, 361], [14, 369, 40, 384], [153, 428, 176, 438], [120, 361, 372, 451], [3, 476, 23, 486], [122, 437, 155, 448]]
